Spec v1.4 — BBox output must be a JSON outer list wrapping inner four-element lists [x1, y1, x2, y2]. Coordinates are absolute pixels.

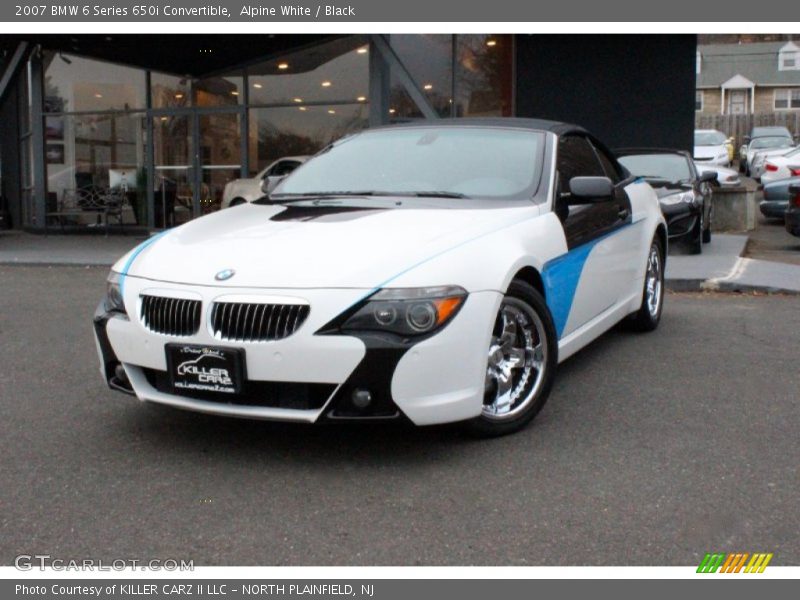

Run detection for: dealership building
[[0, 34, 695, 233]]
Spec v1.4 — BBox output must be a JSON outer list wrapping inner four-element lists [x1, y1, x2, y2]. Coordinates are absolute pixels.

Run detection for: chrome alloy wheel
[[483, 298, 548, 421], [645, 244, 662, 318]]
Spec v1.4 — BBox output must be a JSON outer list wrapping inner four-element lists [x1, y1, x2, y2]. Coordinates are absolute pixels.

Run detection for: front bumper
[[93, 277, 500, 426], [660, 202, 701, 242]]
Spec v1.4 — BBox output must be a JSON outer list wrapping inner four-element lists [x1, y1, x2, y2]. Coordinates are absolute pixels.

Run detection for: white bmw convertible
[[94, 119, 666, 436]]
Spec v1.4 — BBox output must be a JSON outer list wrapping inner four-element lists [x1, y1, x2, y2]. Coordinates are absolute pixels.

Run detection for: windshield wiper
[[269, 190, 470, 201], [401, 191, 469, 199]]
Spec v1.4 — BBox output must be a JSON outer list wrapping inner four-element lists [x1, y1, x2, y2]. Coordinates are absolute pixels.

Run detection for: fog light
[[351, 388, 372, 409], [114, 363, 129, 386]]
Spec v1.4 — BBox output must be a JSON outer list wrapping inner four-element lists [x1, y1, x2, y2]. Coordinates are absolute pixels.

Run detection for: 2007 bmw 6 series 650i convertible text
[[94, 119, 667, 436]]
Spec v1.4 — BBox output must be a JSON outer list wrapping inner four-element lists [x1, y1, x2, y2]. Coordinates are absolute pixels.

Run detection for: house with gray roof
[[696, 41, 800, 115]]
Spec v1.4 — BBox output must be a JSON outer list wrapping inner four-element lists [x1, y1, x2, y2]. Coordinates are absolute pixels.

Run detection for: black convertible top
[[372, 117, 587, 137]]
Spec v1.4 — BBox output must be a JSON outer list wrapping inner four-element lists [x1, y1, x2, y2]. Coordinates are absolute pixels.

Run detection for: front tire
[[465, 280, 558, 437], [628, 236, 665, 332]]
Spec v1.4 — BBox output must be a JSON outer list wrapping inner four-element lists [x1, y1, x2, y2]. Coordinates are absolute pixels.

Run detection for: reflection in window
[[455, 35, 513, 117], [247, 37, 369, 107], [44, 52, 145, 112], [194, 74, 244, 107], [45, 113, 146, 227], [248, 104, 368, 175], [389, 35, 453, 118], [150, 72, 191, 109]]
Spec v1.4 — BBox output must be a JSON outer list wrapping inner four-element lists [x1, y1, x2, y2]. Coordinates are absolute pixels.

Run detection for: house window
[[695, 91, 703, 112], [774, 88, 800, 110], [779, 50, 800, 71]]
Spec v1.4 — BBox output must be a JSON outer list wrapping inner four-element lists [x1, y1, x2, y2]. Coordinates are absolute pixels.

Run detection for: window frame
[[774, 88, 800, 111], [695, 90, 704, 112]]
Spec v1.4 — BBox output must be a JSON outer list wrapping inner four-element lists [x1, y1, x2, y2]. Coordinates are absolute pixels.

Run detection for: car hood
[[693, 144, 726, 159], [118, 199, 535, 289], [749, 147, 793, 161]]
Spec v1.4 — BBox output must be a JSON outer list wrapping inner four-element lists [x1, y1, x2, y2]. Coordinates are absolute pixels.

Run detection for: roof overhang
[[721, 74, 755, 89]]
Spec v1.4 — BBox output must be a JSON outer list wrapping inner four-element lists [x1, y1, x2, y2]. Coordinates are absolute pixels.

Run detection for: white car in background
[[93, 120, 666, 436], [221, 156, 309, 208], [694, 162, 741, 188], [740, 131, 795, 176], [759, 146, 800, 185], [693, 129, 731, 167]]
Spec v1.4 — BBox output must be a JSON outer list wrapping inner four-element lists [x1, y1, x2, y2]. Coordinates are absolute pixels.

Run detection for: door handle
[[617, 207, 630, 220]]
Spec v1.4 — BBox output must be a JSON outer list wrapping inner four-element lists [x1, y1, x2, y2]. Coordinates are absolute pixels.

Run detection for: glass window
[[618, 153, 692, 183], [43, 52, 145, 112], [273, 127, 545, 201], [454, 35, 513, 117], [557, 136, 605, 191], [591, 142, 622, 183], [151, 72, 191, 109], [695, 91, 703, 112], [389, 35, 453, 118], [248, 104, 368, 175], [247, 37, 369, 107], [775, 89, 789, 110], [46, 113, 147, 228], [194, 73, 244, 107]]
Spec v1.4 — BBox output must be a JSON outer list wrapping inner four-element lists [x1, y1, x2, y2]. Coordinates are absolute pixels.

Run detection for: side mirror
[[568, 176, 614, 203], [700, 170, 718, 183], [260, 175, 286, 195], [744, 136, 751, 143]]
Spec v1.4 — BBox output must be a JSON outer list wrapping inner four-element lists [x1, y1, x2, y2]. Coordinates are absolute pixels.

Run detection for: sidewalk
[[0, 230, 143, 266], [665, 234, 800, 294], [2, 230, 799, 294]]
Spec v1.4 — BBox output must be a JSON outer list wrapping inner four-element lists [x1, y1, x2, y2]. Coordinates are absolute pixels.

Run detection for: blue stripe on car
[[119, 231, 168, 296], [542, 220, 641, 338]]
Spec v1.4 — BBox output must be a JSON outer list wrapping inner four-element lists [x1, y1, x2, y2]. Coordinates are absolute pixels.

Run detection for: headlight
[[104, 271, 126, 314], [341, 286, 467, 336], [717, 153, 728, 160], [660, 191, 696, 206]]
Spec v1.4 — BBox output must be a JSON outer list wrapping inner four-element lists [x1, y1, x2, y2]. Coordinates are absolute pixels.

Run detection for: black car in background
[[617, 148, 716, 254], [761, 176, 800, 220], [786, 183, 800, 238]]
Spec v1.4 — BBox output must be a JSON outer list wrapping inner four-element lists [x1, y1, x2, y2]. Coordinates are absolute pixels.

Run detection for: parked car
[[741, 136, 796, 177], [93, 119, 667, 436], [786, 184, 800, 238], [617, 148, 714, 254], [694, 162, 741, 188], [760, 176, 800, 219], [750, 145, 800, 181], [693, 129, 731, 167], [739, 126, 794, 175], [759, 146, 800, 185], [221, 156, 309, 208]]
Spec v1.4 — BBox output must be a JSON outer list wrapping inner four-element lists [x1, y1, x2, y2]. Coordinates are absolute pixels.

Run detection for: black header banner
[[2, 0, 799, 22]]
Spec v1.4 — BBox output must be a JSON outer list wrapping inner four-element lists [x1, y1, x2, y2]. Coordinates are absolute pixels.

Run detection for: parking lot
[[1, 264, 799, 566]]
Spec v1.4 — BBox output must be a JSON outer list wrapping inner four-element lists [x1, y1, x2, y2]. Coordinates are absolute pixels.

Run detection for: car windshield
[[617, 153, 692, 183], [269, 127, 545, 201], [752, 127, 790, 138], [694, 131, 726, 146], [750, 136, 794, 150]]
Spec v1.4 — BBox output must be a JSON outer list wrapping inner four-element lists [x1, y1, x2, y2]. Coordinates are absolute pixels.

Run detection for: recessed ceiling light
[[486, 39, 497, 47], [321, 81, 332, 87], [253, 83, 263, 89], [357, 96, 366, 102], [293, 98, 303, 103], [277, 62, 289, 70], [423, 84, 433, 90], [298, 106, 307, 111], [231, 91, 239, 96], [357, 47, 368, 54], [389, 108, 396, 114], [175, 93, 184, 99], [328, 109, 336, 114], [160, 116, 168, 121], [94, 93, 103, 98]]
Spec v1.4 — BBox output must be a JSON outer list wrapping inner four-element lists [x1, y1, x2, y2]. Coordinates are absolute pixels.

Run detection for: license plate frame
[[166, 344, 245, 395]]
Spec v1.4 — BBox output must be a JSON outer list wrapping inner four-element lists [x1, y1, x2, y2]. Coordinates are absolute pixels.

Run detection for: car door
[[550, 134, 633, 337]]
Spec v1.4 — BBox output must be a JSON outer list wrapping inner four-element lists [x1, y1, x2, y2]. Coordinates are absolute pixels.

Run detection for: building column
[[29, 49, 46, 229], [368, 38, 390, 127]]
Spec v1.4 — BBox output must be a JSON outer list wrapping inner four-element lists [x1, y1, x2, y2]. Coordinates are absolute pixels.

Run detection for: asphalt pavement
[[1, 265, 798, 566]]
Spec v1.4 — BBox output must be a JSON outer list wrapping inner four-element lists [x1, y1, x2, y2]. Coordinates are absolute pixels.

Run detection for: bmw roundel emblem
[[215, 269, 236, 281]]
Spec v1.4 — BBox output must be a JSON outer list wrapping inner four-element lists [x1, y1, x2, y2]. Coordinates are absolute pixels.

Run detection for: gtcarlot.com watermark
[[15, 554, 194, 572]]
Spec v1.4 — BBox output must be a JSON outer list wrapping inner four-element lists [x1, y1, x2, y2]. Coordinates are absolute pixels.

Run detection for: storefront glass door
[[152, 113, 194, 228], [198, 112, 242, 215]]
